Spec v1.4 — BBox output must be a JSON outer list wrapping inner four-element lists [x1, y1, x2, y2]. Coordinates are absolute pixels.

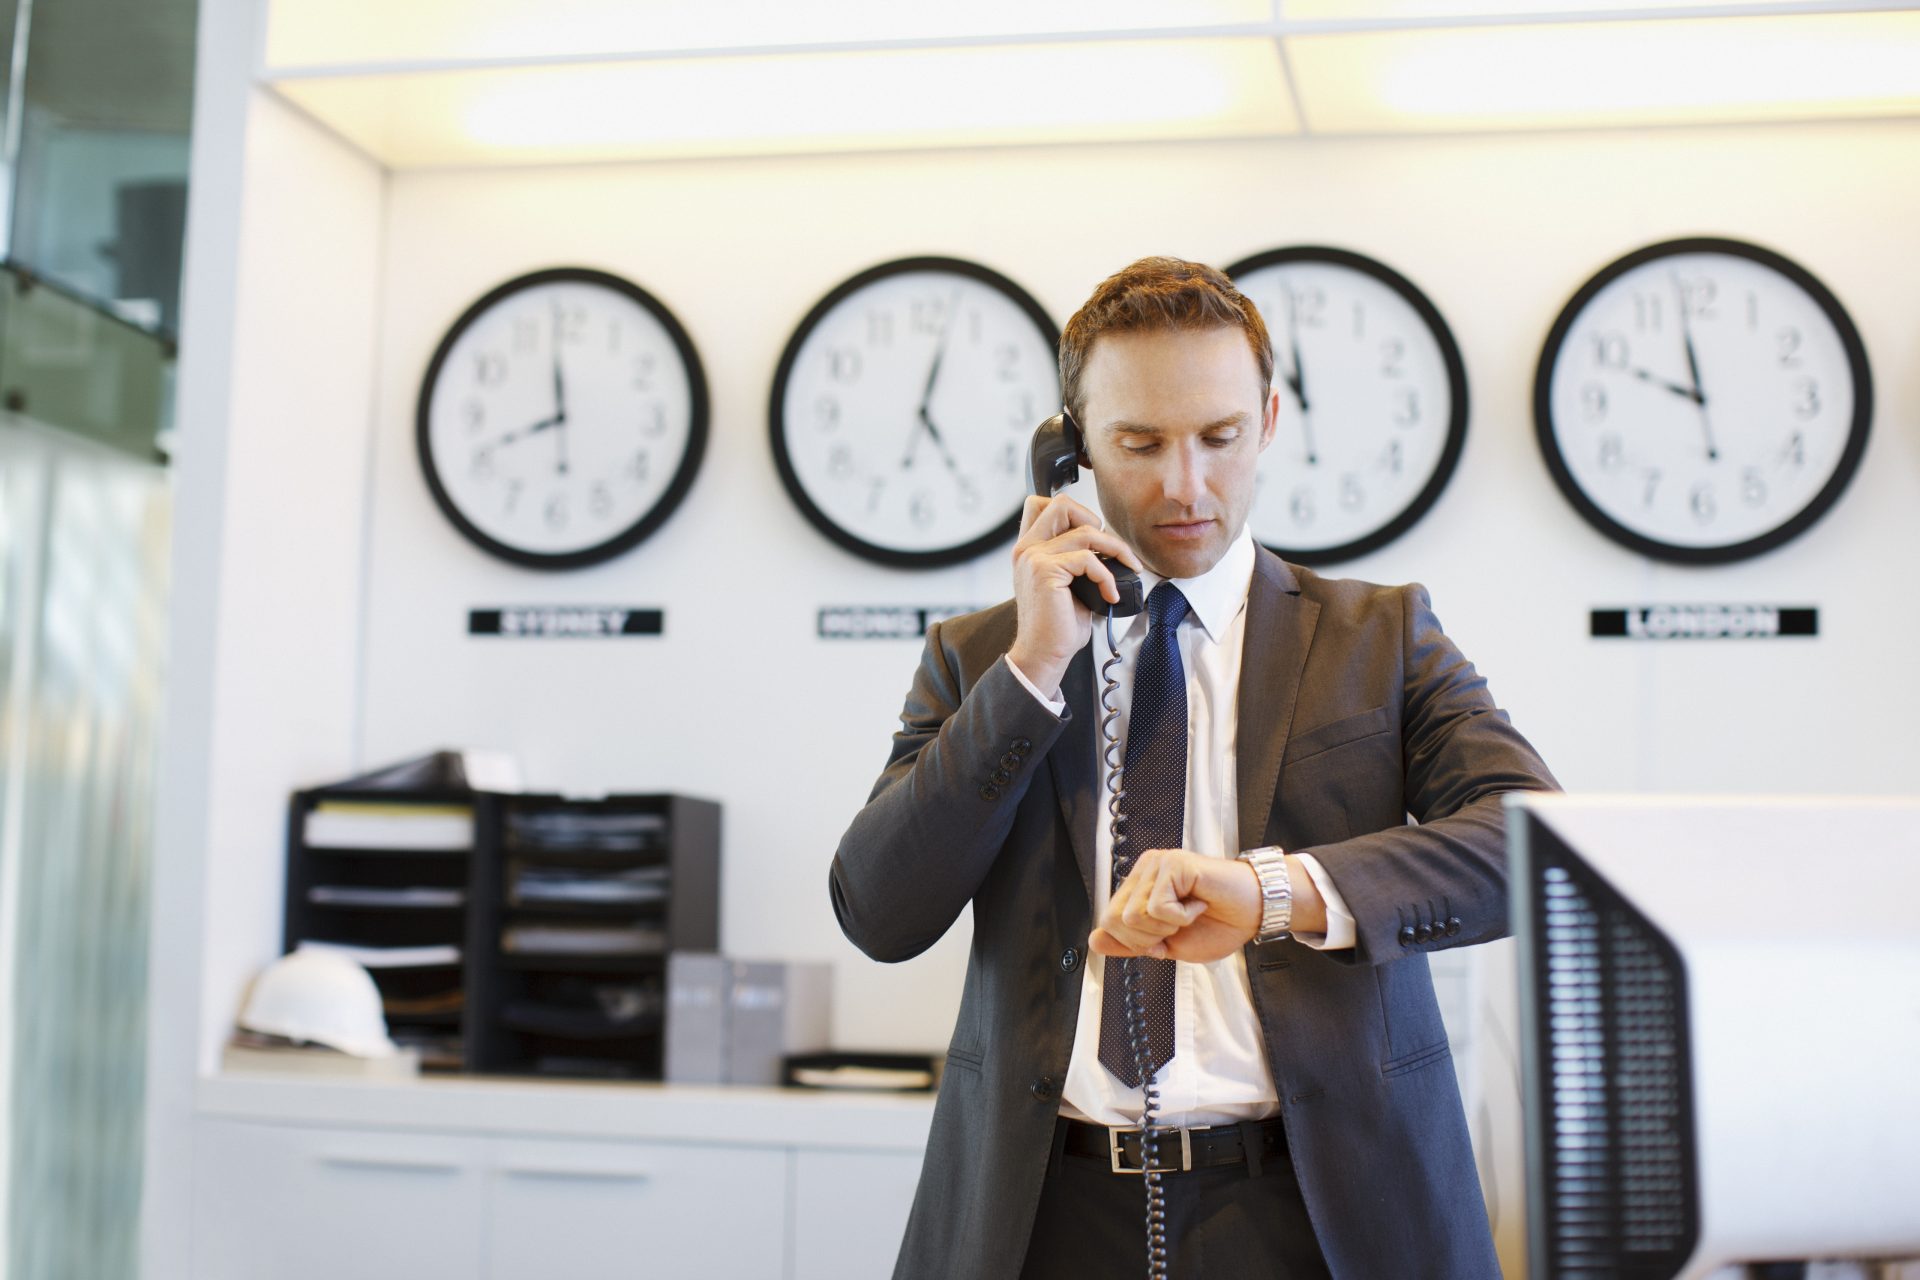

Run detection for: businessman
[[830, 256, 1558, 1278]]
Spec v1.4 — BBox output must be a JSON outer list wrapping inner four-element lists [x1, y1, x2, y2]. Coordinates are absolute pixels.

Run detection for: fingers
[[1015, 497, 1142, 571]]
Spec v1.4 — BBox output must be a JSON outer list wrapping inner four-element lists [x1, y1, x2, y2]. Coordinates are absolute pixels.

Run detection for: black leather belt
[[1060, 1116, 1287, 1174]]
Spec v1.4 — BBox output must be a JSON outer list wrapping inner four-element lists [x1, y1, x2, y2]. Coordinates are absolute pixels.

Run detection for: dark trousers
[[1018, 1118, 1333, 1279]]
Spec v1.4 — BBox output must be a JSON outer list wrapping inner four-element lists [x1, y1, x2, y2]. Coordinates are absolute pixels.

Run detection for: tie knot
[[1147, 581, 1190, 632]]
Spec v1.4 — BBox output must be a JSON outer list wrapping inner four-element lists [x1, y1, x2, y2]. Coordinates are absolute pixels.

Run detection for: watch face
[[1535, 237, 1871, 563], [1227, 247, 1469, 564], [417, 267, 708, 569], [770, 257, 1060, 567]]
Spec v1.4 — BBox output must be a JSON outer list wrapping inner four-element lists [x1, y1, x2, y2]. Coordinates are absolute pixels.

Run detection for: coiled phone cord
[[1100, 612, 1172, 1280]]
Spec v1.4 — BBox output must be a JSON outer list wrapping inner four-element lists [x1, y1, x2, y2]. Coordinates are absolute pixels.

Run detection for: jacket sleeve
[[828, 624, 1072, 963], [1294, 583, 1560, 965]]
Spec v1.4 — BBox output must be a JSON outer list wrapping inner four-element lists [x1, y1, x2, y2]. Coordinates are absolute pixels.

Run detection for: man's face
[[1078, 325, 1278, 581]]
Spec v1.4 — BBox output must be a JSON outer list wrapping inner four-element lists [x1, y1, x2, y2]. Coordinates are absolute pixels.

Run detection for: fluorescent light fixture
[[1280, 0, 1780, 19], [263, 0, 1270, 71], [271, 38, 1297, 167], [1289, 11, 1920, 131]]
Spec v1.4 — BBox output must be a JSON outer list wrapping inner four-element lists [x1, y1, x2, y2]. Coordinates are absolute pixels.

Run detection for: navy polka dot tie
[[1099, 581, 1190, 1087]]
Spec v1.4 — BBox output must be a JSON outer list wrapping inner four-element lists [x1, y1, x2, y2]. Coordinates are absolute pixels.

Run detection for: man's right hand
[[1006, 494, 1142, 700]]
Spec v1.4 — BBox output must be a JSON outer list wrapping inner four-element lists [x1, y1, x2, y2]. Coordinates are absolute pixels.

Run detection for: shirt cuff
[[1005, 655, 1067, 718], [1290, 853, 1356, 951]]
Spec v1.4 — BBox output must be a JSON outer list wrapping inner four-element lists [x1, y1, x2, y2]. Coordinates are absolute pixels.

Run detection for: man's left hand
[[1089, 849, 1263, 964]]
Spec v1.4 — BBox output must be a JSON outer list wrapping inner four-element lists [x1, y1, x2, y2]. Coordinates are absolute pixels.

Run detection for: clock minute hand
[[1672, 272, 1720, 462], [1281, 290, 1319, 466]]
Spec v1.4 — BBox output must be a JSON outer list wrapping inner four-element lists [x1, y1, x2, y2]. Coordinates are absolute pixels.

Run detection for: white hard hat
[[238, 944, 398, 1058]]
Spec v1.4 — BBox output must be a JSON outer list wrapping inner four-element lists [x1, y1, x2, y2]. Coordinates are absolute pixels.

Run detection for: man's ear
[[1257, 387, 1281, 452]]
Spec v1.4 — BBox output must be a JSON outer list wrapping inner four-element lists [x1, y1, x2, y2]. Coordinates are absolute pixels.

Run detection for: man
[[829, 257, 1558, 1278]]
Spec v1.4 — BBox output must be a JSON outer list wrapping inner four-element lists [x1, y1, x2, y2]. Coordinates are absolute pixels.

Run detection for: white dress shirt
[[1008, 524, 1356, 1127]]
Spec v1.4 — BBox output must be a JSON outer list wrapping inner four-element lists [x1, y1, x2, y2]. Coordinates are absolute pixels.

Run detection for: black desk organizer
[[467, 792, 719, 1080], [281, 784, 476, 1072], [283, 772, 718, 1081]]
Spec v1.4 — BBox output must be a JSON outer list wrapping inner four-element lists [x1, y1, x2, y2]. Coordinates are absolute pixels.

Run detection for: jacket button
[[1445, 916, 1462, 937], [1398, 925, 1415, 947], [991, 767, 1012, 785], [1059, 947, 1081, 973], [1000, 751, 1020, 769], [980, 783, 1001, 801], [1011, 737, 1032, 752], [1415, 923, 1433, 944], [1031, 1076, 1056, 1101]]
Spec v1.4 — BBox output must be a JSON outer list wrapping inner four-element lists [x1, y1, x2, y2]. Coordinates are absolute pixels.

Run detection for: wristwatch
[[1237, 846, 1293, 943]]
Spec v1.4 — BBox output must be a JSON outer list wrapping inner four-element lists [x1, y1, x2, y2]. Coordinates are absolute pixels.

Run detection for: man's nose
[[1161, 440, 1205, 507]]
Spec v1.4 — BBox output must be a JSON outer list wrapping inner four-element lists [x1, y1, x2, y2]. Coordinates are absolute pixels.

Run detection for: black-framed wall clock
[[416, 266, 709, 569], [1534, 236, 1871, 564], [1226, 246, 1469, 565], [769, 256, 1061, 568]]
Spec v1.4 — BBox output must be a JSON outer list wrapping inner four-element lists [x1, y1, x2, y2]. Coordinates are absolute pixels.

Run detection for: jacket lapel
[[1236, 550, 1318, 851], [1048, 643, 1099, 907]]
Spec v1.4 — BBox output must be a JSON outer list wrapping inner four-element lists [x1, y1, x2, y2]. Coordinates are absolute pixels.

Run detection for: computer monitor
[[1508, 795, 1920, 1279]]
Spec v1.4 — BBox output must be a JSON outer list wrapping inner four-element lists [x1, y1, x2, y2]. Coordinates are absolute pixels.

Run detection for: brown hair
[[1059, 256, 1273, 424]]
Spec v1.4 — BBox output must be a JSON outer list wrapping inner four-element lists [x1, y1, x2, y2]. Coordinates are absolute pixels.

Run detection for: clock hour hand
[[550, 304, 572, 476], [903, 290, 963, 469], [1626, 365, 1705, 405], [478, 413, 563, 452]]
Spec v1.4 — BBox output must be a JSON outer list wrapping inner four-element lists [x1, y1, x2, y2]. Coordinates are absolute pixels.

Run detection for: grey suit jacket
[[829, 549, 1559, 1279]]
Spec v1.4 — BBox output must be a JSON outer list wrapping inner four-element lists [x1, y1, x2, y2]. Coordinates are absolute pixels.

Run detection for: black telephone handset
[[1030, 415, 1170, 1276], [1028, 413, 1146, 618]]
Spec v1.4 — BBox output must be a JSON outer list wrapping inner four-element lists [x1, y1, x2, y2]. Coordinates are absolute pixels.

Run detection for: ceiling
[[258, 1, 1920, 167]]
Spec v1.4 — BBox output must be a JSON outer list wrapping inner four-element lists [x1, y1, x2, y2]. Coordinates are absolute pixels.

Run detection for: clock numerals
[[1679, 276, 1717, 320], [866, 310, 895, 347], [827, 443, 854, 480], [829, 347, 862, 383], [1782, 431, 1806, 468], [1791, 377, 1820, 419], [463, 399, 485, 432], [995, 342, 1021, 383], [544, 493, 568, 531], [631, 353, 656, 390], [1641, 469, 1662, 508], [1005, 389, 1034, 428], [999, 441, 1020, 475], [1590, 332, 1630, 370], [1289, 488, 1315, 527], [866, 477, 886, 513], [554, 305, 588, 346], [471, 448, 495, 481], [1380, 338, 1404, 378], [1580, 383, 1607, 421], [1742, 467, 1767, 507], [590, 483, 613, 519], [1339, 475, 1364, 511], [1632, 291, 1664, 332], [1689, 482, 1715, 525], [1598, 433, 1624, 472], [909, 296, 948, 337], [1289, 287, 1326, 329], [1380, 439, 1403, 476], [1392, 388, 1420, 428], [502, 478, 523, 515], [909, 490, 936, 528], [512, 318, 538, 353], [626, 450, 651, 484], [641, 402, 667, 438], [474, 352, 507, 387], [1777, 327, 1802, 367], [814, 394, 840, 432]]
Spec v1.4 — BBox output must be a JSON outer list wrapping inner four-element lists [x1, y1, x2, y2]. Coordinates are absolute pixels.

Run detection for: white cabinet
[[194, 1121, 488, 1280], [192, 1111, 923, 1279], [791, 1149, 922, 1280], [483, 1138, 786, 1280]]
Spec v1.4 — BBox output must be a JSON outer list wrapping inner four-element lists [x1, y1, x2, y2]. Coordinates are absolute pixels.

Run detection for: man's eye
[[1123, 442, 1158, 455], [1205, 433, 1241, 448]]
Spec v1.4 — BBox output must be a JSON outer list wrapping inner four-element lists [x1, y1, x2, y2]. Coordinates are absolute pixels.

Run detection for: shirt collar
[[1136, 522, 1256, 645]]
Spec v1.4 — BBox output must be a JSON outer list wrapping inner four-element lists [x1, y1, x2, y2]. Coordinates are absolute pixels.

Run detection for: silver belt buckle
[[1108, 1124, 1193, 1174]]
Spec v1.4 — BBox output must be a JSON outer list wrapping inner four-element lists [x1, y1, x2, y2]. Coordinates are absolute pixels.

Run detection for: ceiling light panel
[[263, 0, 1271, 70], [1287, 11, 1920, 132], [271, 38, 1299, 167]]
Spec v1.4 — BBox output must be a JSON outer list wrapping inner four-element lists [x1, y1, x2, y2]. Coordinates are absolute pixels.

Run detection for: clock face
[[417, 267, 708, 569], [770, 257, 1060, 567], [1227, 247, 1468, 564], [1535, 237, 1871, 563]]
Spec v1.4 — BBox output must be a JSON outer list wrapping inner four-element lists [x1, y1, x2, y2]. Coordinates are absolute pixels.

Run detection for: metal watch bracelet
[[1238, 846, 1293, 943]]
